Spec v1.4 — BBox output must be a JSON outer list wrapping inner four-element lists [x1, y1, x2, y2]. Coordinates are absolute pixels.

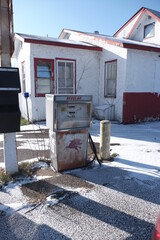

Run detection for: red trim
[[60, 29, 160, 53], [56, 58, 76, 94], [24, 38, 102, 52], [114, 7, 145, 37], [104, 59, 117, 98], [34, 58, 54, 97], [126, 11, 144, 38], [122, 43, 160, 52], [145, 9, 160, 22], [114, 7, 160, 37], [123, 92, 160, 123]]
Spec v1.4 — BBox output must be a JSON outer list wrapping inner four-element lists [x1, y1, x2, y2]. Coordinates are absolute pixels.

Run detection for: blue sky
[[13, 0, 160, 38]]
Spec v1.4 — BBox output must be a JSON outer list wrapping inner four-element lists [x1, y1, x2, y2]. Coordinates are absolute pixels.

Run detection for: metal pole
[[25, 98, 29, 122], [0, 0, 18, 174]]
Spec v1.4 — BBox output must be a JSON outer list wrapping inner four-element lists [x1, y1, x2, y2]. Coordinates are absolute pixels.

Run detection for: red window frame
[[34, 58, 54, 97], [56, 58, 76, 94], [104, 59, 117, 98]]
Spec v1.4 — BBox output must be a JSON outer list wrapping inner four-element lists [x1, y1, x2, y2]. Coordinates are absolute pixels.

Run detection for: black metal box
[[0, 67, 21, 133]]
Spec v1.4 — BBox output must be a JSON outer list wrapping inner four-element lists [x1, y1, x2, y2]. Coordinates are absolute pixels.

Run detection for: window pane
[[58, 78, 65, 87], [144, 24, 154, 38], [37, 78, 51, 94], [57, 61, 74, 93], [58, 87, 73, 94], [35, 60, 53, 95], [37, 63, 51, 78], [105, 61, 116, 97], [107, 79, 116, 95], [58, 62, 65, 79]]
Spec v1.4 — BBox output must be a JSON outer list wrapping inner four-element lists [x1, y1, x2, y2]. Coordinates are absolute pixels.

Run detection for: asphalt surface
[[0, 164, 159, 240]]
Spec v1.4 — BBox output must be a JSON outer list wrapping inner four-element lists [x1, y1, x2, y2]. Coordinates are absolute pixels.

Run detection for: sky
[[13, 0, 160, 38]]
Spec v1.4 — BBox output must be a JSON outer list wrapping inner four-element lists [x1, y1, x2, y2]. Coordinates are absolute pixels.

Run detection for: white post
[[100, 120, 110, 160], [0, 0, 18, 174], [3, 133, 18, 174]]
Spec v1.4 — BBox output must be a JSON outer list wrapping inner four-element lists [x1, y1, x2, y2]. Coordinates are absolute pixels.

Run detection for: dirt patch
[[21, 174, 94, 203]]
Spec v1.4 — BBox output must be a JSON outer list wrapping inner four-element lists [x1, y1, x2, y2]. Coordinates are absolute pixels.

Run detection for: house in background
[[13, 34, 102, 121], [13, 7, 160, 123]]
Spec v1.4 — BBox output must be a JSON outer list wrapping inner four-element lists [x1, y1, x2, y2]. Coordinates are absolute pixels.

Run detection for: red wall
[[123, 92, 160, 123]]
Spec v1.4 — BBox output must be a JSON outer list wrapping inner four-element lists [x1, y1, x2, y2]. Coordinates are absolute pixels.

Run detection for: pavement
[[0, 120, 160, 239]]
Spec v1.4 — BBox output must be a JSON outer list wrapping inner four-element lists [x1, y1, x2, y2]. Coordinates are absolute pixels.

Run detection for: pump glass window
[[57, 60, 76, 94], [104, 60, 117, 97], [35, 58, 54, 97]]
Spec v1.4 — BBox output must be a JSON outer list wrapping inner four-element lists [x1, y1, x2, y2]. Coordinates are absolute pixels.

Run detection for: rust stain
[[55, 129, 88, 171], [58, 158, 85, 171], [66, 139, 82, 151]]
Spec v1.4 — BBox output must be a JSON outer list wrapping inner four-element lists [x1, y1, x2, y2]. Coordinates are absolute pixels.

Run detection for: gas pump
[[46, 94, 92, 171]]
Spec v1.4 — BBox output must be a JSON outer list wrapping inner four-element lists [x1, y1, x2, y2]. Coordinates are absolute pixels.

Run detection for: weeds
[[21, 117, 31, 126], [111, 153, 119, 158], [0, 169, 11, 187], [17, 162, 35, 178]]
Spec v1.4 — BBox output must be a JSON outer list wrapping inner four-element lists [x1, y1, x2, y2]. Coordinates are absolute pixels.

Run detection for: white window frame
[[56, 59, 76, 94], [104, 60, 117, 98]]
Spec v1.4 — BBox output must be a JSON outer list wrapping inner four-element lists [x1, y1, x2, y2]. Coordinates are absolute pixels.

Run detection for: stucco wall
[[123, 49, 160, 123], [67, 33, 127, 122], [125, 49, 160, 92], [29, 44, 101, 121]]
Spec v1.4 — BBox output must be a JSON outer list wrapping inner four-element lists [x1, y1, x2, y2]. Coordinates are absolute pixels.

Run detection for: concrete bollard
[[100, 120, 110, 160]]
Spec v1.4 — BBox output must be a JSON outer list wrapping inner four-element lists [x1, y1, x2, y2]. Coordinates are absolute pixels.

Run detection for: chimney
[[94, 30, 99, 34]]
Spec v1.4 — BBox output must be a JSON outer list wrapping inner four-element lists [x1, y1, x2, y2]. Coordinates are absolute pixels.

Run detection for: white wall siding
[[100, 45, 127, 122], [16, 42, 33, 121], [68, 32, 127, 122], [125, 49, 160, 92]]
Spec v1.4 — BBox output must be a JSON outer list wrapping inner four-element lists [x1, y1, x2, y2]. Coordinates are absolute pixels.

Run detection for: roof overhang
[[13, 33, 102, 52], [23, 38, 102, 51], [60, 29, 160, 53]]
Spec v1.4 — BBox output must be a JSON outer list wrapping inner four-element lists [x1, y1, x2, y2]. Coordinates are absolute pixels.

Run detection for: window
[[34, 58, 54, 97], [144, 23, 155, 39], [21, 61, 26, 93], [104, 60, 117, 98], [57, 59, 76, 94]]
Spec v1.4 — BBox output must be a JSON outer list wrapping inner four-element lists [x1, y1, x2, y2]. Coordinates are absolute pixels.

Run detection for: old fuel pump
[[46, 94, 92, 171]]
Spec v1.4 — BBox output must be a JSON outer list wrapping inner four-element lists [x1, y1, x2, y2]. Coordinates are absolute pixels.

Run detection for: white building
[[13, 34, 102, 121], [13, 7, 160, 123]]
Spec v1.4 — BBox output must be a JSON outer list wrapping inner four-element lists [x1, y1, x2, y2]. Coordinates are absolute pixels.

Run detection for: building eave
[[123, 43, 160, 52], [23, 38, 102, 52]]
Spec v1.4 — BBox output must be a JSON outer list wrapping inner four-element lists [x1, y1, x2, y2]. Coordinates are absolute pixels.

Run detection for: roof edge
[[14, 33, 102, 52], [24, 38, 102, 51], [113, 7, 145, 37]]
